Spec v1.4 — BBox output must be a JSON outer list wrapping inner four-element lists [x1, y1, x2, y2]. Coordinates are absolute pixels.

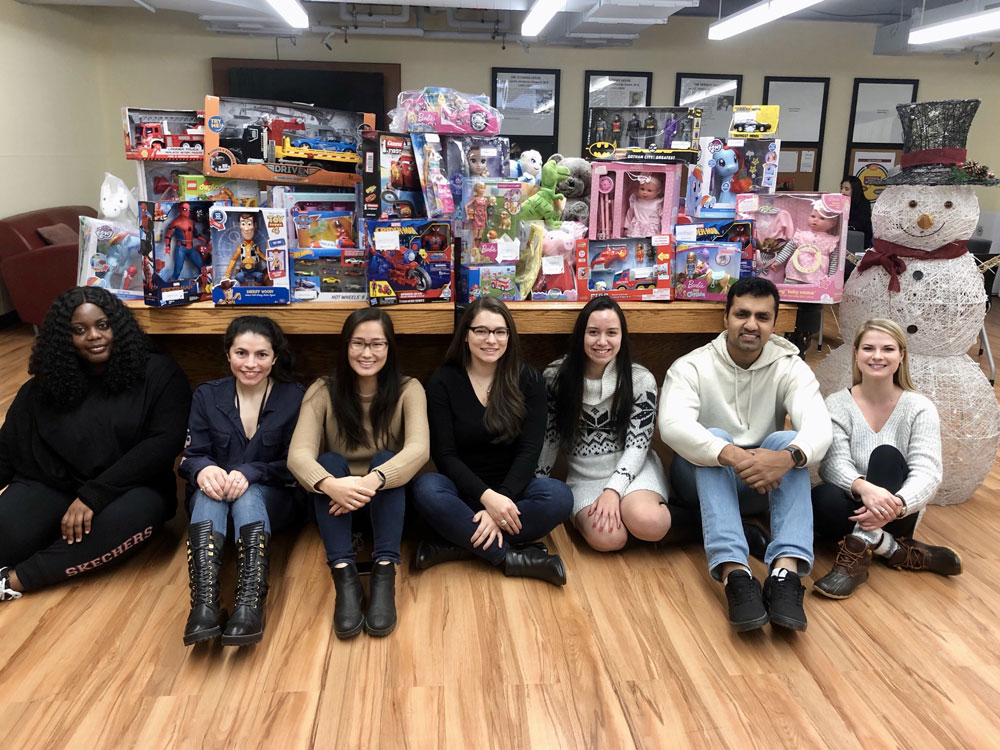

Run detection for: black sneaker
[[724, 570, 769, 632], [763, 572, 807, 631]]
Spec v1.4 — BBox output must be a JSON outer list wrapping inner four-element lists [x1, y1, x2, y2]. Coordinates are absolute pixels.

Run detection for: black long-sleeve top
[[178, 376, 305, 504], [0, 353, 191, 517], [426, 362, 546, 502]]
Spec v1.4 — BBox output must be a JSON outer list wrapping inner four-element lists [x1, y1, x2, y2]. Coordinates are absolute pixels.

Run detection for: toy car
[[321, 275, 342, 285], [343, 256, 365, 267], [613, 268, 656, 290], [290, 137, 357, 153]]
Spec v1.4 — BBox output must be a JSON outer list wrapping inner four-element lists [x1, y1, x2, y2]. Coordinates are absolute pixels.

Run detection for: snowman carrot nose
[[917, 213, 934, 230]]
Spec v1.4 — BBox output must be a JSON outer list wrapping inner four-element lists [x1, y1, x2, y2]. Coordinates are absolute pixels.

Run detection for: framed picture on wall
[[848, 78, 919, 144], [581, 70, 652, 151], [492, 67, 561, 155], [764, 76, 829, 190], [675, 73, 743, 139]]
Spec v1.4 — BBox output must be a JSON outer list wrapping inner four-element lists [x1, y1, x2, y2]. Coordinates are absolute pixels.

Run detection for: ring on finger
[[499, 519, 508, 527]]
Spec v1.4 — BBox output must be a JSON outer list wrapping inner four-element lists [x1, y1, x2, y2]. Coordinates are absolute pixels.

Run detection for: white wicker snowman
[[816, 99, 1000, 505]]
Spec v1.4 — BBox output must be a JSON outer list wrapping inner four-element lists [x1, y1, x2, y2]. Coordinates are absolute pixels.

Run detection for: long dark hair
[[29, 286, 151, 410], [843, 175, 873, 241], [554, 297, 633, 449], [446, 297, 525, 444], [223, 315, 296, 383], [327, 307, 403, 451]]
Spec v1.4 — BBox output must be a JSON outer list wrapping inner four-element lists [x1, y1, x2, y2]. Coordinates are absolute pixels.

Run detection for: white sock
[[770, 567, 790, 579], [873, 532, 899, 558]]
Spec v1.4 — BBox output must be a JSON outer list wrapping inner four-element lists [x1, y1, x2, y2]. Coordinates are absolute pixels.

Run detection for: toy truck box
[[139, 201, 214, 307], [208, 206, 290, 305], [728, 105, 780, 138], [459, 264, 518, 303], [78, 217, 143, 300], [672, 241, 743, 301], [123, 108, 205, 161], [362, 219, 453, 306], [577, 235, 673, 302], [203, 96, 373, 188], [585, 106, 702, 164], [360, 132, 427, 220]]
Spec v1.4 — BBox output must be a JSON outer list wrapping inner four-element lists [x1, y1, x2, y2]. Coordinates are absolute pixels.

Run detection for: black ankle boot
[[331, 562, 365, 639], [502, 545, 567, 586], [183, 520, 226, 646], [413, 536, 475, 570], [222, 522, 270, 647], [365, 562, 397, 637]]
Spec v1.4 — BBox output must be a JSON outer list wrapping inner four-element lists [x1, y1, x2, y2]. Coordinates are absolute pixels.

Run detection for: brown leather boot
[[881, 537, 963, 576], [813, 535, 873, 599]]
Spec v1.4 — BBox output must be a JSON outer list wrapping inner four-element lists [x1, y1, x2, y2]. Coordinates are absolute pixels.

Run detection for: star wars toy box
[[138, 201, 214, 307], [208, 206, 290, 305], [202, 96, 373, 188], [672, 241, 744, 301], [360, 132, 427, 221], [78, 217, 144, 301], [362, 219, 453, 306], [123, 108, 205, 161], [687, 137, 780, 219], [577, 235, 673, 302], [728, 105, 780, 138], [585, 106, 702, 164], [674, 219, 756, 280], [459, 265, 519, 303], [735, 192, 849, 304], [177, 175, 259, 207]]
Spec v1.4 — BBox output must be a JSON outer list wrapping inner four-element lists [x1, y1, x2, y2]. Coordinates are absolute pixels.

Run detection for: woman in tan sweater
[[288, 308, 429, 640]]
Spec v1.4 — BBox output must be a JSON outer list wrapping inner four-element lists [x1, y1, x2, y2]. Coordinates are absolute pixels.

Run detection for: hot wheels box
[[139, 201, 214, 307], [177, 175, 259, 207], [585, 106, 702, 164], [290, 250, 366, 302], [577, 235, 673, 302], [123, 108, 204, 161], [735, 192, 849, 304], [687, 137, 779, 218], [362, 219, 453, 306], [360, 132, 426, 220], [208, 206, 290, 305], [672, 241, 743, 301], [78, 217, 143, 300], [459, 265, 518, 303], [203, 96, 373, 188]]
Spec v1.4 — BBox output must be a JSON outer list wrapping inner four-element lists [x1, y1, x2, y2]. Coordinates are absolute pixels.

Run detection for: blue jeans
[[671, 429, 813, 581], [411, 473, 573, 566], [190, 483, 297, 537], [312, 451, 404, 566]]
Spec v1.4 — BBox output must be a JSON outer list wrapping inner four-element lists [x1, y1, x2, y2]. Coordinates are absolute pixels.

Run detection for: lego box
[[202, 96, 373, 188], [363, 219, 453, 305], [360, 132, 426, 220], [139, 201, 214, 307], [209, 206, 290, 305], [177, 175, 259, 207], [78, 217, 143, 300], [578, 235, 673, 302]]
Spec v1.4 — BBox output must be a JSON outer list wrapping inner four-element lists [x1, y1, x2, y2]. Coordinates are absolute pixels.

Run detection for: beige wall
[[5, 5, 1000, 216]]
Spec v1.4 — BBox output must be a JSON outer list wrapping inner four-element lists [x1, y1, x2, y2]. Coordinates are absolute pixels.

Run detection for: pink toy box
[[388, 87, 503, 135], [687, 137, 780, 219], [735, 192, 849, 304], [410, 133, 456, 218], [672, 241, 743, 301], [577, 236, 673, 302], [589, 163, 682, 241]]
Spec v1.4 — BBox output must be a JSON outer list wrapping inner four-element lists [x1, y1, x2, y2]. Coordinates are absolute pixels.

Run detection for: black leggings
[[0, 477, 166, 592], [812, 445, 919, 541]]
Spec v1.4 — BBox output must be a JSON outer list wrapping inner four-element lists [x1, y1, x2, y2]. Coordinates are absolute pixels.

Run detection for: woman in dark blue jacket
[[178, 316, 304, 647]]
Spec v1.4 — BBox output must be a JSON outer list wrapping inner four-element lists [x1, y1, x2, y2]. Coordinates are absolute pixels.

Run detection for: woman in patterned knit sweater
[[811, 318, 962, 599], [537, 297, 671, 551]]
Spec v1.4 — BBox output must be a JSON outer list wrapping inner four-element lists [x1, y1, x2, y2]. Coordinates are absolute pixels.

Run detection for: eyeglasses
[[469, 326, 510, 340], [348, 339, 388, 353]]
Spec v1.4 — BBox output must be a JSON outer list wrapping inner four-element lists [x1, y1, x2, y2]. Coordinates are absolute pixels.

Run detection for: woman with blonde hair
[[812, 318, 961, 599]]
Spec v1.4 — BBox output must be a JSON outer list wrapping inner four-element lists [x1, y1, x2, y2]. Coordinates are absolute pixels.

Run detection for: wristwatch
[[374, 469, 387, 489], [785, 446, 807, 468]]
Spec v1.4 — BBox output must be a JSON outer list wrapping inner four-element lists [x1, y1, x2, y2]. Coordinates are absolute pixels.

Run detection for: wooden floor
[[2, 307, 1000, 749]]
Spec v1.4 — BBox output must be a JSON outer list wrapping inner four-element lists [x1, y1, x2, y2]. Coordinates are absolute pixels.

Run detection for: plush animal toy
[[99, 173, 139, 226], [548, 153, 592, 223], [509, 149, 543, 184], [512, 159, 569, 232]]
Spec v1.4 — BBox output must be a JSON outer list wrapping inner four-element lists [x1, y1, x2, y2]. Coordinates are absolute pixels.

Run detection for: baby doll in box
[[756, 198, 842, 285]]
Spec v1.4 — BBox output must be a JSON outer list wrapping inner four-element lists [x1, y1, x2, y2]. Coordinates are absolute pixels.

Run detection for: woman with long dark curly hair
[[177, 316, 305, 647], [0, 286, 190, 602], [287, 308, 429, 640], [536, 297, 670, 551], [412, 297, 573, 586]]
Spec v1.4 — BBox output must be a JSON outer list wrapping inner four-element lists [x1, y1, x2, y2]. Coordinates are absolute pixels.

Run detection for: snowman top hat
[[882, 99, 998, 187]]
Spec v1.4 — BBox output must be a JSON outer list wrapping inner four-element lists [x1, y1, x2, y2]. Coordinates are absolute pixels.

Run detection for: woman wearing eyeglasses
[[412, 297, 573, 586], [287, 308, 429, 639]]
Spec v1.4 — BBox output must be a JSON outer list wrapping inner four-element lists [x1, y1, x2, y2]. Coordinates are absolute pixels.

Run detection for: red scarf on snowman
[[857, 238, 968, 293]]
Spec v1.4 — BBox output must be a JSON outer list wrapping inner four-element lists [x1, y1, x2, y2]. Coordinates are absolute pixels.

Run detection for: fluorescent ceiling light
[[709, 0, 825, 41], [679, 80, 737, 107], [266, 0, 309, 30], [522, 0, 566, 38], [909, 6, 1000, 45]]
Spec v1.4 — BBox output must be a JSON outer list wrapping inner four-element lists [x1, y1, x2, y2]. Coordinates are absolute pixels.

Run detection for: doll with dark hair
[[288, 308, 429, 640], [0, 287, 190, 602], [177, 315, 305, 647]]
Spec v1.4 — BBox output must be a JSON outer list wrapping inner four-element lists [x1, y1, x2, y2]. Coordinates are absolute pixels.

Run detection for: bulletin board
[[774, 147, 820, 192]]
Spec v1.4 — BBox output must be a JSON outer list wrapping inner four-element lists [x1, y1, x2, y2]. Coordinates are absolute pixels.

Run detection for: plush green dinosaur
[[512, 159, 569, 232]]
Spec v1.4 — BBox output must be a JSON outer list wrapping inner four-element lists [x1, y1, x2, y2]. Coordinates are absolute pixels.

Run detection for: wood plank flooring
[[1, 306, 999, 749]]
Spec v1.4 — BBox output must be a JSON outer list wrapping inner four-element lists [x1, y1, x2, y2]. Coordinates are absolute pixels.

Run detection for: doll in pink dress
[[773, 199, 841, 284], [753, 205, 795, 284], [624, 174, 663, 237], [464, 181, 491, 250]]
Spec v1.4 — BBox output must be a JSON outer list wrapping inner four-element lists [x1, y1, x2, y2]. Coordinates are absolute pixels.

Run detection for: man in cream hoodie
[[660, 278, 832, 632]]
